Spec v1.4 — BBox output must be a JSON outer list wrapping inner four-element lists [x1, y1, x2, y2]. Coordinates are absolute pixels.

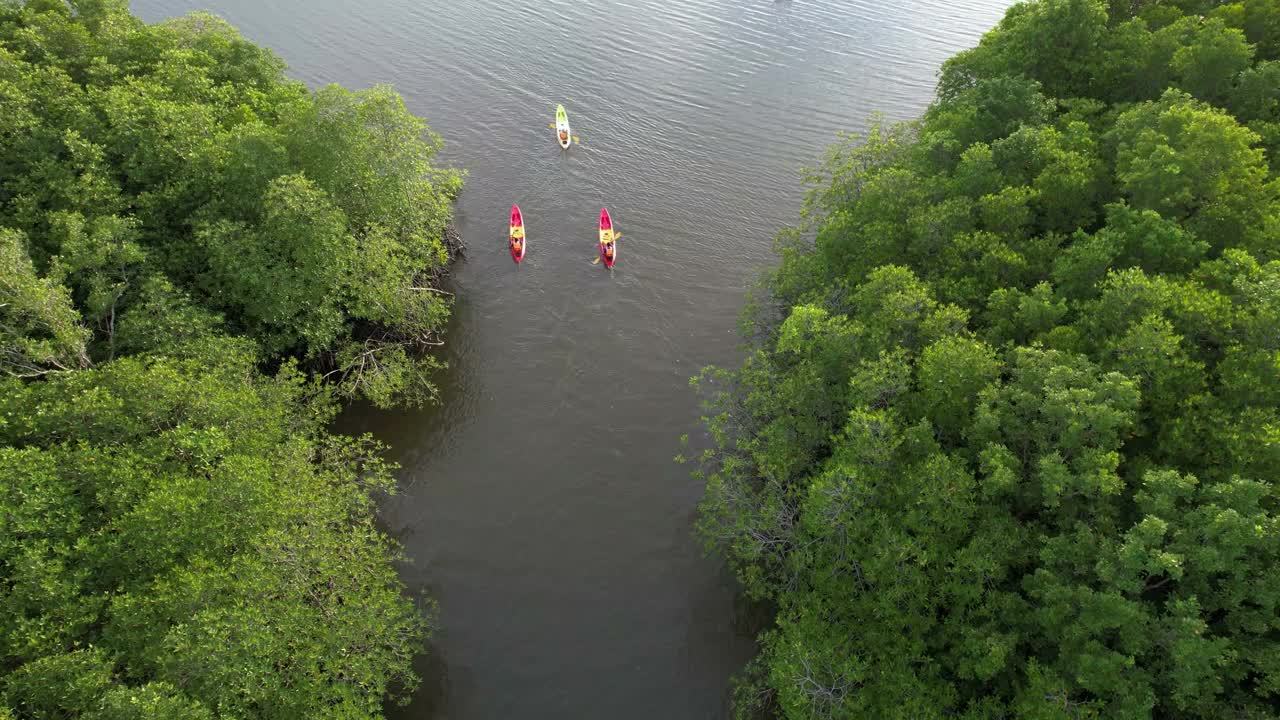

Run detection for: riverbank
[[0, 3, 461, 716], [695, 0, 1280, 715], [123, 0, 1013, 716]]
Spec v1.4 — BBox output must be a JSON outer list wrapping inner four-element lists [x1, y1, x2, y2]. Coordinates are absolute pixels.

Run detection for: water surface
[[131, 1, 1012, 716]]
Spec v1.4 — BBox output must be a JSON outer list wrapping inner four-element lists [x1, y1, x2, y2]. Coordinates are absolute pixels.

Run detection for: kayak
[[509, 203, 525, 263], [555, 104, 572, 149], [598, 207, 616, 268]]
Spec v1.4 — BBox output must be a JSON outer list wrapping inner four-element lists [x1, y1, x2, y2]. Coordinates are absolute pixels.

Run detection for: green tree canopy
[[0, 344, 426, 720], [0, 2, 452, 718], [0, 0, 462, 405], [693, 0, 1280, 717]]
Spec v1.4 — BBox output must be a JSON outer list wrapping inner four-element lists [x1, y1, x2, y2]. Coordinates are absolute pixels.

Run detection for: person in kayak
[[559, 128, 569, 145], [510, 225, 524, 253], [592, 226, 621, 265]]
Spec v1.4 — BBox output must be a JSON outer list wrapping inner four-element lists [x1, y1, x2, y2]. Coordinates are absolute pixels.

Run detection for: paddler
[[510, 225, 524, 252], [601, 228, 615, 262], [592, 225, 621, 265], [559, 128, 570, 145]]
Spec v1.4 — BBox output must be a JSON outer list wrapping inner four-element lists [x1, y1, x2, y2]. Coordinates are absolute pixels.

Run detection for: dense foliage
[[0, 1, 458, 717], [0, 0, 463, 404], [0, 343, 425, 719], [691, 0, 1280, 717]]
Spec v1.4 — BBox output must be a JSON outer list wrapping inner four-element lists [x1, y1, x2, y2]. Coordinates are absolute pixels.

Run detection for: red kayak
[[598, 207, 617, 268], [509, 203, 525, 263]]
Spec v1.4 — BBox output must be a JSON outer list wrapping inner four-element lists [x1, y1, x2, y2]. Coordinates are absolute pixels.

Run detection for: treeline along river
[[130, 0, 1011, 716]]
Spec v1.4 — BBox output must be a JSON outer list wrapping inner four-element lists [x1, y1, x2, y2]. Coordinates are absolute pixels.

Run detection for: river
[[130, 0, 1010, 716]]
